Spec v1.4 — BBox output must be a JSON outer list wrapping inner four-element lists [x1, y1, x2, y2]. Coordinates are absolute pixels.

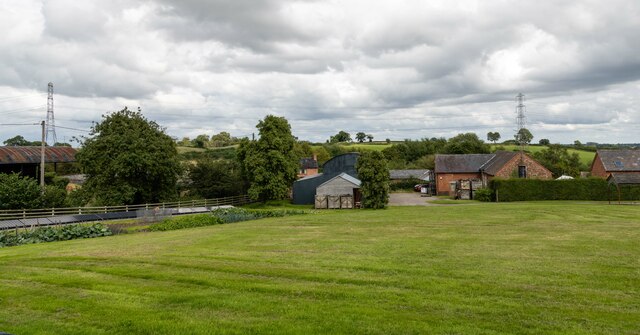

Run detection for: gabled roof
[[389, 169, 431, 180], [480, 151, 519, 176], [318, 172, 361, 188], [594, 150, 640, 172], [434, 154, 494, 173], [0, 146, 77, 165], [608, 172, 640, 185]]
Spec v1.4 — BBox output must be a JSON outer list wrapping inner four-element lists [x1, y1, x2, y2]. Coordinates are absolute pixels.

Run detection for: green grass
[[1, 203, 639, 334], [495, 145, 595, 167]]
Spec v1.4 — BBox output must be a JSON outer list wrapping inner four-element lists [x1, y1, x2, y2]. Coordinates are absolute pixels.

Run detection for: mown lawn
[[1, 203, 639, 334]]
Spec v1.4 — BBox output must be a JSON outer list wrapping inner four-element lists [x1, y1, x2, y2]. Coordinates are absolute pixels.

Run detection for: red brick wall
[[494, 154, 553, 179], [436, 173, 481, 195], [590, 153, 608, 178]]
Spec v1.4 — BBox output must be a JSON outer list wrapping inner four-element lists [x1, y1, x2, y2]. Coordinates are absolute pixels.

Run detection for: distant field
[[312, 142, 392, 152], [1, 202, 639, 334], [494, 145, 596, 167]]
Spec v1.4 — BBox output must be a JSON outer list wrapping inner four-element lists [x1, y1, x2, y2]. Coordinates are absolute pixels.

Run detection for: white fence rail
[[0, 195, 251, 221]]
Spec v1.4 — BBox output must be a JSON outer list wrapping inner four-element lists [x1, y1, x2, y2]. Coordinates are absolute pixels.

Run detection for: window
[[614, 161, 624, 168], [518, 165, 527, 178]]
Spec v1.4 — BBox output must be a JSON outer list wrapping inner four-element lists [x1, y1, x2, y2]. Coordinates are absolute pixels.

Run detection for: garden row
[[0, 208, 308, 248]]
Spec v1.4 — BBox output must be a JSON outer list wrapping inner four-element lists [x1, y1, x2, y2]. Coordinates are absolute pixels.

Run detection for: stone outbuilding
[[434, 151, 552, 195]]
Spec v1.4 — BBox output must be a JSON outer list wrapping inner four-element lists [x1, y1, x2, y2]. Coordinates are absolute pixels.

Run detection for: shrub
[[389, 178, 423, 191], [474, 188, 494, 202], [148, 214, 223, 231], [210, 207, 307, 223]]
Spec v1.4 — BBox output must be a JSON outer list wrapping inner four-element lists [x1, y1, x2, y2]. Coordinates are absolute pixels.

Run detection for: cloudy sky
[[1, 0, 639, 145]]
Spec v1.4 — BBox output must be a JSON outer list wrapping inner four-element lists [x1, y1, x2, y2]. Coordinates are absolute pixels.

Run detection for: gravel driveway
[[388, 192, 436, 206]]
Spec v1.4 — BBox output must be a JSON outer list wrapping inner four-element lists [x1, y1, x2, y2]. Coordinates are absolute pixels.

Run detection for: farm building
[[434, 151, 552, 195], [590, 149, 640, 178], [0, 146, 77, 178], [298, 155, 319, 178], [314, 173, 361, 209], [292, 152, 359, 204]]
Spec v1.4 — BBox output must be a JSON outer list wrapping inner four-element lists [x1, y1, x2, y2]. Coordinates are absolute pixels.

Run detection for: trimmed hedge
[[490, 178, 640, 202], [211, 208, 307, 223]]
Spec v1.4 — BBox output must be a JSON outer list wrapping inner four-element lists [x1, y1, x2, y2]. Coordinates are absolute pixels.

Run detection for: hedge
[[490, 178, 640, 202]]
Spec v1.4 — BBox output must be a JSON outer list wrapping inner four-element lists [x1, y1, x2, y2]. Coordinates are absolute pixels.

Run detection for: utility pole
[[46, 82, 57, 145], [40, 120, 46, 191]]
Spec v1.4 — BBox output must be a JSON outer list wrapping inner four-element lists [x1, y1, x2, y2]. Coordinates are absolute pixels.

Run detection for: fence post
[[104, 206, 107, 213], [23, 209, 26, 219], [52, 208, 55, 217], [125, 205, 128, 212]]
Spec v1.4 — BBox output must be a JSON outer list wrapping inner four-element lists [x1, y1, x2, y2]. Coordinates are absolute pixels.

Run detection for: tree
[[356, 151, 390, 209], [539, 138, 550, 146], [76, 107, 181, 205], [444, 133, 490, 154], [3, 135, 38, 146], [355, 132, 367, 143], [0, 173, 43, 209], [330, 130, 351, 143], [487, 131, 501, 144], [313, 146, 331, 164], [210, 131, 233, 147], [515, 128, 533, 146], [532, 144, 582, 178], [192, 134, 210, 148], [237, 115, 298, 201], [187, 158, 244, 198], [366, 134, 374, 142]]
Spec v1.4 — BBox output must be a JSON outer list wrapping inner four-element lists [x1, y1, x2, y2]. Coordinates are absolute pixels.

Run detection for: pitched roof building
[[591, 149, 640, 178], [434, 151, 552, 195]]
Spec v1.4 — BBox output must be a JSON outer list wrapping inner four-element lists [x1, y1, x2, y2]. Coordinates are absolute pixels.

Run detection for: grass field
[[1, 202, 639, 334]]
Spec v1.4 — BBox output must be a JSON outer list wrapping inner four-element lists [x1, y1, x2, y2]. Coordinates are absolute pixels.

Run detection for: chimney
[[312, 153, 317, 161]]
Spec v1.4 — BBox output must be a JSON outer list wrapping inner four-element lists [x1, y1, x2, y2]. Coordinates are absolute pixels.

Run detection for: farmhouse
[[434, 151, 552, 195], [298, 155, 319, 178], [0, 146, 77, 178], [292, 152, 359, 204], [590, 149, 640, 178]]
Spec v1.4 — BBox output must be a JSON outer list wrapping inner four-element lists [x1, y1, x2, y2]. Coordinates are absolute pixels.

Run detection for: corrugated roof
[[434, 154, 494, 173], [607, 172, 640, 185], [0, 146, 77, 165], [318, 172, 361, 189], [389, 169, 431, 180], [596, 150, 640, 172]]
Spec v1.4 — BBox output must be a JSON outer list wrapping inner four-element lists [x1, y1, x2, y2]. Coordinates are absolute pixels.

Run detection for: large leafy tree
[[515, 128, 533, 146], [533, 144, 582, 178], [444, 133, 490, 154], [487, 131, 501, 144], [76, 107, 180, 205], [356, 151, 390, 209], [237, 115, 298, 201], [187, 158, 244, 198], [355, 132, 367, 143], [329, 130, 351, 143], [3, 135, 40, 146]]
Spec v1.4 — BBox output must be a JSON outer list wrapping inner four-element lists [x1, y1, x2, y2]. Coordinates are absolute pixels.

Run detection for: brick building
[[434, 151, 552, 195], [590, 149, 640, 178]]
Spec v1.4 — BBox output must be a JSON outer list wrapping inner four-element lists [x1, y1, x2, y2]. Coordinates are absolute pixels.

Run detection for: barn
[[590, 149, 640, 178], [314, 173, 361, 209], [434, 151, 552, 195], [292, 152, 359, 204], [0, 146, 77, 178]]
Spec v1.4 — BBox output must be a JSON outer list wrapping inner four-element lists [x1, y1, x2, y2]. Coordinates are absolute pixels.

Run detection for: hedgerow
[[148, 214, 223, 231], [490, 178, 640, 202]]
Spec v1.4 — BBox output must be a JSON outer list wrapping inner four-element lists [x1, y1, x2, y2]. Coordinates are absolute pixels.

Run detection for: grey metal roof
[[0, 146, 77, 165], [607, 172, 640, 185], [389, 169, 431, 180], [595, 150, 640, 172], [480, 151, 519, 176], [434, 154, 495, 173], [318, 172, 361, 188]]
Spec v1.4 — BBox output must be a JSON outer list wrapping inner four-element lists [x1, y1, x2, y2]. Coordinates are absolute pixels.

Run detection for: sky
[[1, 0, 639, 145]]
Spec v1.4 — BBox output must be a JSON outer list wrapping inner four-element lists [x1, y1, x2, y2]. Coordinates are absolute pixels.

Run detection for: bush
[[148, 214, 223, 231], [490, 178, 640, 202], [389, 178, 423, 191], [0, 223, 112, 248], [474, 188, 494, 202]]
